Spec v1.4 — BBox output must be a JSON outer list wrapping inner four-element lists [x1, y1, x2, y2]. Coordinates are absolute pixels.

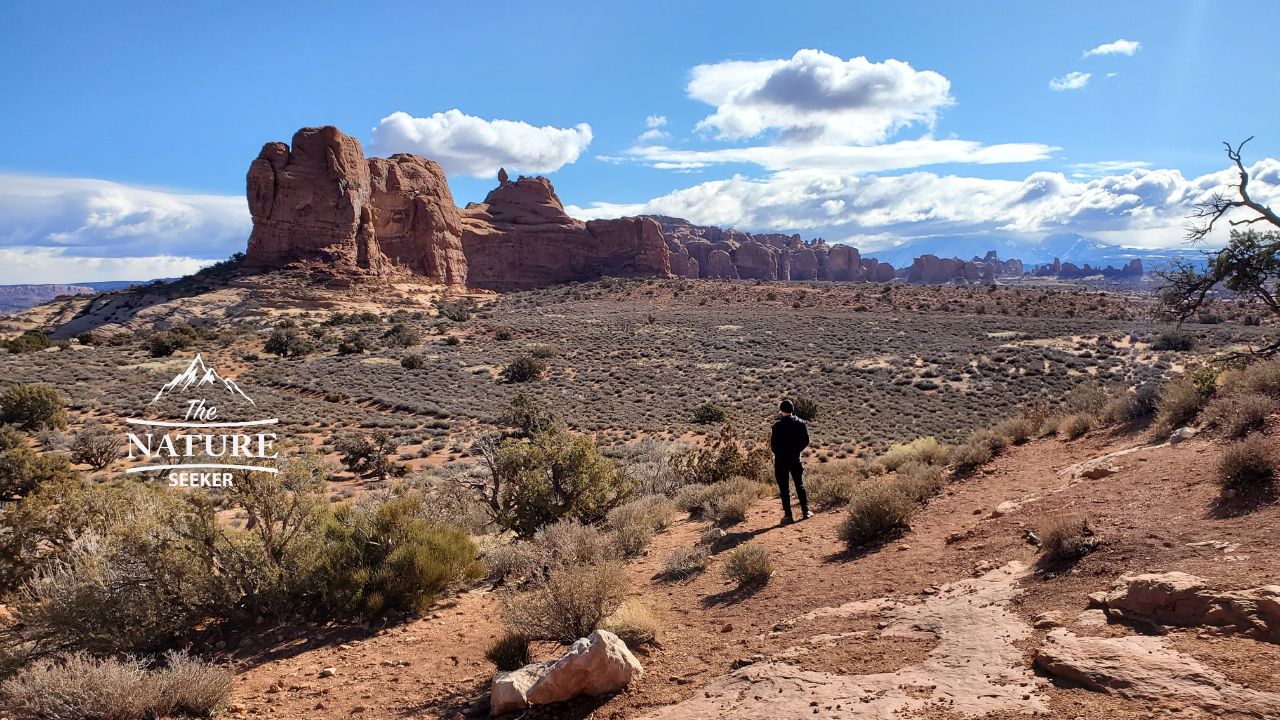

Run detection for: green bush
[[334, 431, 403, 480], [383, 322, 422, 348], [721, 543, 772, 587], [485, 632, 531, 671], [5, 330, 53, 354], [671, 423, 770, 486], [1215, 435, 1277, 494], [437, 301, 471, 322], [1102, 383, 1161, 425], [145, 325, 197, 358], [838, 482, 914, 549], [500, 391, 558, 438], [492, 427, 631, 536], [1, 383, 68, 430], [878, 437, 948, 471], [316, 493, 484, 620], [1153, 330, 1196, 351], [501, 561, 628, 643], [0, 428, 77, 498], [336, 332, 370, 355], [400, 353, 426, 370], [691, 402, 726, 424], [265, 323, 314, 358], [501, 354, 548, 383], [993, 416, 1036, 445]]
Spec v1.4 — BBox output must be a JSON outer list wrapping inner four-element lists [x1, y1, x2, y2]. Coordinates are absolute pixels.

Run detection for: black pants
[[774, 456, 808, 517]]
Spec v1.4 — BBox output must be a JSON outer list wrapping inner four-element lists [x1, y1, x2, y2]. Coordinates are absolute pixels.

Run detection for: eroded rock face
[[460, 174, 671, 290], [1099, 572, 1280, 642], [1035, 629, 1280, 715], [244, 126, 466, 286], [490, 630, 643, 714]]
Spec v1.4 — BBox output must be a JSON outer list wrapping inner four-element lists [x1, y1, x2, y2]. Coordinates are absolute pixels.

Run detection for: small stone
[[318, 667, 337, 678]]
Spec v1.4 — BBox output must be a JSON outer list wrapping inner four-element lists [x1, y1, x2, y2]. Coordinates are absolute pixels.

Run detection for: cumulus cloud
[[566, 159, 1280, 250], [1084, 39, 1141, 57], [645, 115, 668, 129], [0, 247, 212, 284], [687, 49, 953, 144], [1049, 71, 1091, 91], [369, 110, 592, 178], [638, 114, 670, 142], [0, 173, 249, 262]]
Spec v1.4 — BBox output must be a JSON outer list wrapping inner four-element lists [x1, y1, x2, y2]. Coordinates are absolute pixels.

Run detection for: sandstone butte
[[242, 125, 911, 291]]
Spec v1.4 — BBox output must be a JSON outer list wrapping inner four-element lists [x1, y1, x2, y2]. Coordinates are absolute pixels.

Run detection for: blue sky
[[1, 0, 1277, 282]]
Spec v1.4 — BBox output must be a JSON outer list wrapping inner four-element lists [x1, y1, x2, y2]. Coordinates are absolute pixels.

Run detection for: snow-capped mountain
[[150, 354, 255, 405], [866, 233, 1212, 269]]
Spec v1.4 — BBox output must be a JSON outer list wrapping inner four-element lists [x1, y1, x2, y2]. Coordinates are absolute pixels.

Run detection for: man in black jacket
[[770, 398, 810, 524]]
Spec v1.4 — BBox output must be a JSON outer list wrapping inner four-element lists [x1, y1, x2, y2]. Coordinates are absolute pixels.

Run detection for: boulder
[[1099, 572, 1280, 642], [490, 631, 642, 715]]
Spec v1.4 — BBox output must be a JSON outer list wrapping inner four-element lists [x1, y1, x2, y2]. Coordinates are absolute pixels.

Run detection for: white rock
[[1170, 426, 1198, 445], [526, 630, 643, 706], [490, 662, 550, 715]]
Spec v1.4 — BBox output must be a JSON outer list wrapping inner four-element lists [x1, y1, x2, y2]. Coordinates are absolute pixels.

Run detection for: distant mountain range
[[0, 278, 175, 315], [865, 234, 1213, 270]]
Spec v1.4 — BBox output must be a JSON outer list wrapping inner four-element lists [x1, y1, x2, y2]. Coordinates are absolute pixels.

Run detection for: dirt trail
[[228, 428, 1280, 719]]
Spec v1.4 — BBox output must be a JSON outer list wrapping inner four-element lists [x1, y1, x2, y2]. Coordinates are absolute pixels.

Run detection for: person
[[770, 398, 810, 524]]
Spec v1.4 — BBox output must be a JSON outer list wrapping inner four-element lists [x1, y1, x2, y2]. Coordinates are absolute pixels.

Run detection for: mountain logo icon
[[149, 354, 256, 406]]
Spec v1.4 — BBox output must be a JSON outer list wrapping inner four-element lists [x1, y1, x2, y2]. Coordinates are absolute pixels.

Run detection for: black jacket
[[770, 414, 810, 459]]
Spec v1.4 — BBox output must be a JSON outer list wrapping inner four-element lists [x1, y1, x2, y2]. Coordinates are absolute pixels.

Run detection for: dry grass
[[837, 482, 915, 550], [721, 542, 773, 587], [600, 599, 659, 650], [501, 561, 628, 644], [1215, 435, 1277, 494], [659, 545, 709, 582], [484, 632, 531, 672], [1037, 514, 1098, 565], [0, 651, 231, 720], [878, 437, 949, 471]]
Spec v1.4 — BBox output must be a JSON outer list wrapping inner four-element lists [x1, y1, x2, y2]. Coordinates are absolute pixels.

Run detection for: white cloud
[[687, 49, 953, 144], [1068, 160, 1152, 178], [566, 159, 1280, 250], [0, 173, 249, 264], [618, 137, 1056, 173], [369, 110, 593, 178], [1049, 71, 1091, 91], [1084, 39, 1141, 57], [645, 115, 668, 129], [0, 247, 212, 284]]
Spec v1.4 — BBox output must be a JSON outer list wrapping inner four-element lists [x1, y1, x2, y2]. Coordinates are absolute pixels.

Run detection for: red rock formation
[[460, 174, 670, 290], [704, 249, 737, 279], [244, 126, 466, 285]]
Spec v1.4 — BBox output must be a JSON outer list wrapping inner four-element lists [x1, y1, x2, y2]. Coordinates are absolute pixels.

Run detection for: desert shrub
[[967, 427, 1009, 455], [501, 561, 628, 643], [721, 543, 772, 587], [481, 542, 540, 587], [334, 430, 403, 480], [5, 329, 53, 354], [500, 391, 558, 438], [1, 383, 68, 430], [674, 483, 713, 517], [383, 322, 421, 348], [879, 437, 948, 471], [485, 632, 531, 671], [705, 478, 768, 526], [949, 439, 993, 476], [1225, 359, 1280, 398], [493, 326, 514, 341], [1062, 381, 1110, 419], [528, 519, 618, 571], [1215, 435, 1277, 493], [529, 343, 559, 358], [501, 354, 548, 383], [993, 416, 1036, 445], [491, 428, 631, 536], [264, 322, 313, 358], [659, 545, 709, 581], [1203, 392, 1273, 439], [691, 402, 726, 424], [1037, 514, 1098, 565], [1153, 330, 1196, 351], [69, 423, 121, 471], [0, 430, 76, 499], [0, 650, 231, 720], [671, 423, 770, 486], [600, 599, 658, 650], [1154, 371, 1215, 433], [400, 353, 425, 370], [805, 463, 865, 508], [315, 493, 484, 620], [336, 332, 369, 355], [1036, 415, 1062, 438], [1059, 414, 1092, 440], [838, 482, 914, 549], [605, 494, 674, 558], [145, 327, 195, 358], [444, 334, 462, 346], [791, 397, 819, 421], [896, 460, 947, 502], [1102, 383, 1161, 425], [437, 301, 470, 322]]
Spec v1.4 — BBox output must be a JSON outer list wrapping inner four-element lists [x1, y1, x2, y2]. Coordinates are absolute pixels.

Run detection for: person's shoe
[[780, 515, 795, 526], [801, 510, 812, 521]]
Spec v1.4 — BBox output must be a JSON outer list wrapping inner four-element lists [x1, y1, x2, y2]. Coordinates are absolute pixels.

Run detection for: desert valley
[[2, 5, 1280, 720]]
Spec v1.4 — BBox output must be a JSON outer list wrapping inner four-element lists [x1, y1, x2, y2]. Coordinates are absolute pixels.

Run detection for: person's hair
[[779, 399, 793, 414]]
